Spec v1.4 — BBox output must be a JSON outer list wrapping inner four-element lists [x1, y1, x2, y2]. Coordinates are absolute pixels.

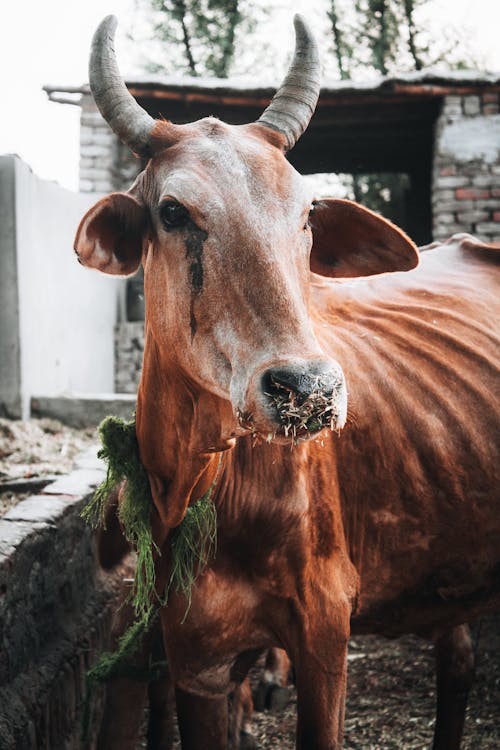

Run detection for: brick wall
[[432, 93, 500, 241], [115, 322, 144, 393], [79, 95, 142, 194]]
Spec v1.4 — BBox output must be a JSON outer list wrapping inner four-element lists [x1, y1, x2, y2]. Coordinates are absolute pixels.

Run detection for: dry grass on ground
[[244, 615, 500, 750], [0, 417, 97, 517]]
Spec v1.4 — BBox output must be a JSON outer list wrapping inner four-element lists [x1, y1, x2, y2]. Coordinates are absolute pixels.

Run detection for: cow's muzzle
[[239, 360, 347, 442]]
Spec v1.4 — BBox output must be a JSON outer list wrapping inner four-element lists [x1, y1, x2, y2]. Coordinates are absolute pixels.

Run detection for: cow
[[75, 14, 500, 750]]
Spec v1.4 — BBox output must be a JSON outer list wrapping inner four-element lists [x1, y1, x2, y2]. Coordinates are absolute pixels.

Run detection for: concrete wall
[[0, 158, 22, 417], [0, 155, 125, 418], [115, 322, 144, 393], [432, 93, 500, 241]]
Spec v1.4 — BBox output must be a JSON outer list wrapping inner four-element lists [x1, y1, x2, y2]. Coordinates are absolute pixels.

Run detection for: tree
[[328, 0, 475, 81], [326, 0, 474, 225], [145, 0, 262, 78]]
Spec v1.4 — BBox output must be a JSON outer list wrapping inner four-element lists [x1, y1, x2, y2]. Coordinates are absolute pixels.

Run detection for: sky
[[1, 0, 499, 192]]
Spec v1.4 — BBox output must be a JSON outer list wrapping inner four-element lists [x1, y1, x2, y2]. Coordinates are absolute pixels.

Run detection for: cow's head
[[76, 16, 418, 449]]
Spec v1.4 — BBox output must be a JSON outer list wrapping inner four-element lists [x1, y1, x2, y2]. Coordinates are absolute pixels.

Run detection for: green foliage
[[80, 415, 220, 739], [328, 0, 476, 80], [149, 0, 244, 77], [81, 611, 158, 743], [81, 415, 156, 620], [327, 1, 476, 230], [168, 491, 217, 619], [82, 415, 220, 623], [328, 1, 353, 79]]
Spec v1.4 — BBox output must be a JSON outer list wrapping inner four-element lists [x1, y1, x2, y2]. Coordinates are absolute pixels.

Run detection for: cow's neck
[[136, 326, 234, 534]]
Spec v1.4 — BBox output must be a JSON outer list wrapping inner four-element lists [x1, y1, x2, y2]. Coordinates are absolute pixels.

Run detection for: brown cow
[[76, 15, 500, 750]]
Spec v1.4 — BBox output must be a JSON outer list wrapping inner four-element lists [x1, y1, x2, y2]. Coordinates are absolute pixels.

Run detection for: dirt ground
[[0, 417, 97, 517], [132, 613, 499, 749], [240, 614, 500, 750]]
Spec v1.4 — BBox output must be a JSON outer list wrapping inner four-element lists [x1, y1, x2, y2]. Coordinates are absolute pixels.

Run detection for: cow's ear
[[310, 198, 419, 278], [74, 192, 148, 275]]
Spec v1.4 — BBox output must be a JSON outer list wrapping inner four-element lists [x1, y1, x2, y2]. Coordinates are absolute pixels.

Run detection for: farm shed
[[46, 71, 500, 393]]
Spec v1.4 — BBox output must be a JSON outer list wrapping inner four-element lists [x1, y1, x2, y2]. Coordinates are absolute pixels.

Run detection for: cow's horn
[[257, 15, 320, 151], [89, 15, 155, 157]]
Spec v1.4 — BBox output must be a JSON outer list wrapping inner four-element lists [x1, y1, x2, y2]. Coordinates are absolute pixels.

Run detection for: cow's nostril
[[261, 364, 341, 438], [262, 368, 318, 406]]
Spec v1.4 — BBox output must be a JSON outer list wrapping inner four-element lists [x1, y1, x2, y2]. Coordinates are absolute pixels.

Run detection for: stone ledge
[[30, 394, 136, 429], [43, 468, 105, 497], [0, 446, 121, 748]]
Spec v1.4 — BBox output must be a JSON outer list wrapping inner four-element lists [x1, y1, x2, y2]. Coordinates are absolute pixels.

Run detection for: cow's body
[[335, 238, 500, 636], [78, 16, 500, 749], [156, 235, 499, 689]]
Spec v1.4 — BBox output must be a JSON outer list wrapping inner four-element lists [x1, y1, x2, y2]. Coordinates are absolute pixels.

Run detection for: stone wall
[[432, 93, 500, 242], [79, 95, 142, 194], [0, 450, 120, 749], [114, 322, 145, 394]]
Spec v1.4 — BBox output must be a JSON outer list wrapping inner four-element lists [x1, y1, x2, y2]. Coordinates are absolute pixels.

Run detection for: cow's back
[[311, 236, 500, 636]]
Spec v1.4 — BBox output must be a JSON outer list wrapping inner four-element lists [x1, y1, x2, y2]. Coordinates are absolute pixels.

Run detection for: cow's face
[[75, 16, 418, 445]]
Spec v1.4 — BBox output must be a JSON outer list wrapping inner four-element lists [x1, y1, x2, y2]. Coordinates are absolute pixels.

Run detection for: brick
[[436, 176, 470, 189], [492, 189, 500, 198], [434, 223, 464, 236], [493, 212, 500, 222], [431, 189, 455, 203], [80, 131, 113, 147], [79, 125, 95, 140], [472, 175, 500, 188], [436, 213, 456, 224], [455, 188, 490, 200], [80, 111, 107, 126], [460, 162, 490, 176], [456, 211, 489, 224], [434, 200, 474, 212], [463, 96, 481, 116], [484, 104, 499, 115], [79, 168, 96, 181], [442, 97, 462, 118], [476, 222, 500, 235], [80, 144, 110, 158], [439, 166, 456, 177], [94, 180, 114, 192], [482, 92, 498, 104], [79, 179, 94, 192], [443, 109, 463, 121], [476, 199, 500, 210], [82, 168, 111, 181]]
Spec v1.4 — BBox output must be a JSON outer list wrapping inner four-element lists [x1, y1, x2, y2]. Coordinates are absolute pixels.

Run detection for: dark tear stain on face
[[185, 221, 208, 338]]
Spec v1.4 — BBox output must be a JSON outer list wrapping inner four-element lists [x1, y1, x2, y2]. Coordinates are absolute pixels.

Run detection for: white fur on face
[[143, 121, 345, 429]]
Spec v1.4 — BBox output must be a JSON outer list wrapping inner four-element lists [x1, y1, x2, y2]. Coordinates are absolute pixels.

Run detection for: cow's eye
[[160, 201, 190, 230]]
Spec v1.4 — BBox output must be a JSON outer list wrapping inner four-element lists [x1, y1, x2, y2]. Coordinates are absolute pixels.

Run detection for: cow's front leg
[[176, 687, 228, 750], [291, 600, 351, 750], [432, 623, 475, 750]]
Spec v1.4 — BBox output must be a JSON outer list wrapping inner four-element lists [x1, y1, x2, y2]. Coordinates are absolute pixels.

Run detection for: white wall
[[10, 157, 124, 417]]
